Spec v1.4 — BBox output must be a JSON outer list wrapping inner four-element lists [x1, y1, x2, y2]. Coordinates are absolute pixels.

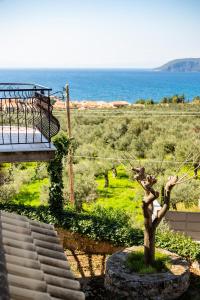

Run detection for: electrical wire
[[73, 155, 196, 165]]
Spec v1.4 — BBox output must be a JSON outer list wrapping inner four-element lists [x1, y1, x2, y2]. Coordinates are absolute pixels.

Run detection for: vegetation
[[1, 103, 200, 212], [47, 132, 69, 214], [156, 222, 200, 261], [135, 99, 154, 105], [160, 94, 185, 103], [0, 203, 143, 246], [0, 202, 200, 262], [2, 102, 200, 214], [1, 101, 200, 270], [125, 250, 171, 273], [192, 96, 200, 104], [86, 166, 143, 225]]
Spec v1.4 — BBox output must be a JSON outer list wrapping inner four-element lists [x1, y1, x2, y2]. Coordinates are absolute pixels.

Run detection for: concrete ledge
[[0, 149, 55, 162]]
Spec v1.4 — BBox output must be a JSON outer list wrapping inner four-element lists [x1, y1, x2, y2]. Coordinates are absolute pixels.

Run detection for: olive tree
[[133, 167, 179, 266], [175, 139, 200, 178], [170, 180, 200, 210]]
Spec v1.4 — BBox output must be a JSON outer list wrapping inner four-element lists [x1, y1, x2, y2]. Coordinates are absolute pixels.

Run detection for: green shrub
[[0, 203, 143, 246], [156, 222, 200, 261]]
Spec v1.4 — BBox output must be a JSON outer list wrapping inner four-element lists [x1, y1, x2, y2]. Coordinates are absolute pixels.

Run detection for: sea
[[0, 68, 200, 103]]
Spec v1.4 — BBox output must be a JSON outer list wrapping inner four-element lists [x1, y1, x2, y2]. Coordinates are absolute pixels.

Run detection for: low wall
[[105, 246, 190, 300], [165, 211, 200, 241], [57, 228, 123, 254]]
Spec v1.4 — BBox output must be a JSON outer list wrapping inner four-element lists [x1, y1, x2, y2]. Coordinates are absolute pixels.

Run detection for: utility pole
[[65, 84, 75, 205]]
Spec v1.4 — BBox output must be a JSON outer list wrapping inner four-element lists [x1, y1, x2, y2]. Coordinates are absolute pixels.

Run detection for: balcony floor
[[0, 126, 56, 162]]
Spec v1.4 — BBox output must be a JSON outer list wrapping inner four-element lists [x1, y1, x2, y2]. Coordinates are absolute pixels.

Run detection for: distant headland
[[156, 58, 200, 72]]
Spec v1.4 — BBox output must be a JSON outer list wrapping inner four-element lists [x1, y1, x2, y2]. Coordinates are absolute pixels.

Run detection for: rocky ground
[[66, 249, 200, 300]]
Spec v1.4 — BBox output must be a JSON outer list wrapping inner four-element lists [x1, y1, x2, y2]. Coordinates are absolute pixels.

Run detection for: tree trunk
[[75, 199, 82, 212], [171, 202, 177, 210], [144, 227, 156, 266], [112, 167, 117, 178], [0, 164, 6, 185], [104, 171, 109, 188], [160, 185, 165, 206], [194, 163, 198, 179], [143, 201, 155, 266]]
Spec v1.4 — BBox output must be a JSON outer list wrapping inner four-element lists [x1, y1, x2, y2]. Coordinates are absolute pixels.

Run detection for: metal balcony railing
[[0, 83, 60, 147]]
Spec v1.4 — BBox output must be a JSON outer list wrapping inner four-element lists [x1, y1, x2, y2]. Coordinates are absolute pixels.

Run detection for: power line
[[73, 155, 196, 165]]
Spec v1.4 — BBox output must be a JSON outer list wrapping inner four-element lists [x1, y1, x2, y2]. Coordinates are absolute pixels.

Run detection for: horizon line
[[0, 66, 154, 70]]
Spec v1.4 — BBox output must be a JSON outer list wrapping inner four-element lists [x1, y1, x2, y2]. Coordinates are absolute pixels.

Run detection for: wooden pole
[[65, 84, 75, 205]]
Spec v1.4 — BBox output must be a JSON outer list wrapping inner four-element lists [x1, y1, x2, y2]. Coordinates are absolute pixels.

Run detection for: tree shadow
[[98, 190, 112, 198], [66, 249, 199, 300], [14, 191, 39, 204], [66, 250, 107, 278], [69, 250, 86, 278]]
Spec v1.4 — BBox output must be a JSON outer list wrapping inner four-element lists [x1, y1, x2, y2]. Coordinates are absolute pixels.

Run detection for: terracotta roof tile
[[0, 211, 85, 300]]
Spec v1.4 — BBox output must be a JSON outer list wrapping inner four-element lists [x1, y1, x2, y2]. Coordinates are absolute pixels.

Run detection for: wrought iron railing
[[0, 83, 60, 146]]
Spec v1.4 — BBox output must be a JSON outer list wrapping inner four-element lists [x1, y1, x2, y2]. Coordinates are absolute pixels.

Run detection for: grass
[[83, 165, 143, 225], [125, 250, 171, 274], [9, 161, 200, 217], [8, 164, 144, 228], [12, 178, 49, 206]]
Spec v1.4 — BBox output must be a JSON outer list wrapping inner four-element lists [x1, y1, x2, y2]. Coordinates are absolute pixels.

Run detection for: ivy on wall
[[47, 132, 69, 215]]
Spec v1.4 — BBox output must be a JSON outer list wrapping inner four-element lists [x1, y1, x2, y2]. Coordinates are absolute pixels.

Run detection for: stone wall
[[105, 246, 190, 300]]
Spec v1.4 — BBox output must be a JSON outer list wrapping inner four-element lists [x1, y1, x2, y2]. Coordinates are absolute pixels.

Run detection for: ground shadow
[[66, 250, 107, 278], [66, 249, 200, 300], [14, 191, 39, 204]]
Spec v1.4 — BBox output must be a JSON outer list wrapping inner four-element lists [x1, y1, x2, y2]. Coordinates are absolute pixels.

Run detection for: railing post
[[65, 84, 75, 206]]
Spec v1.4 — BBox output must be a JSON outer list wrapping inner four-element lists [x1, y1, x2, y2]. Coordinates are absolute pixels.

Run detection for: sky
[[0, 0, 200, 68]]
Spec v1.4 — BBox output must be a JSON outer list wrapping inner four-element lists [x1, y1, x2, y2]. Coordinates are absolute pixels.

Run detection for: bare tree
[[133, 167, 179, 266]]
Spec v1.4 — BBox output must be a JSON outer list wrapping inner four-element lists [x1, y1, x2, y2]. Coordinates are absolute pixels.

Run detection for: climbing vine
[[47, 132, 69, 215]]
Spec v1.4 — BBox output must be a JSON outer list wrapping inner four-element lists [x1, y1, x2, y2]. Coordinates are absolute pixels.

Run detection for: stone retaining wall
[[105, 246, 190, 300]]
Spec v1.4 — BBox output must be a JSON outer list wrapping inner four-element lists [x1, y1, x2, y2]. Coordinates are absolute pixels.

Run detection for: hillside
[[156, 58, 200, 72]]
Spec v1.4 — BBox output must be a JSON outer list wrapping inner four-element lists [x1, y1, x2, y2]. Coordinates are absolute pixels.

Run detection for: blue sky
[[0, 0, 199, 68]]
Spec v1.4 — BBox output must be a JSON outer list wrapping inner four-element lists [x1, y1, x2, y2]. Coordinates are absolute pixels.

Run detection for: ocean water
[[0, 68, 200, 103]]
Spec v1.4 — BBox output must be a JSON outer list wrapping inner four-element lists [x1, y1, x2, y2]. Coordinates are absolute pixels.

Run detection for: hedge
[[0, 203, 143, 247], [1, 203, 200, 261]]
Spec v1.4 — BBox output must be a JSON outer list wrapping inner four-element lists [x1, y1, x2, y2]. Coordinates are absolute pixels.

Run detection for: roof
[[0, 210, 85, 300], [111, 101, 129, 107]]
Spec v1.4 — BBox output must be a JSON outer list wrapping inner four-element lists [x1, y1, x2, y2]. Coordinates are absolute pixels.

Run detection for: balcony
[[0, 83, 60, 162]]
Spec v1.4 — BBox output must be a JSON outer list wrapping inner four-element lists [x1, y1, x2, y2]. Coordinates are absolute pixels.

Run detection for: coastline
[[53, 99, 131, 110]]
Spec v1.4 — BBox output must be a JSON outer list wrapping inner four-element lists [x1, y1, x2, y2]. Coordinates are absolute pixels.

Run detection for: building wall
[[165, 211, 200, 241]]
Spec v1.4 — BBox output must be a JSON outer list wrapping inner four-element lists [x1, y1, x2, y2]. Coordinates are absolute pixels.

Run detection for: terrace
[[0, 83, 60, 162]]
